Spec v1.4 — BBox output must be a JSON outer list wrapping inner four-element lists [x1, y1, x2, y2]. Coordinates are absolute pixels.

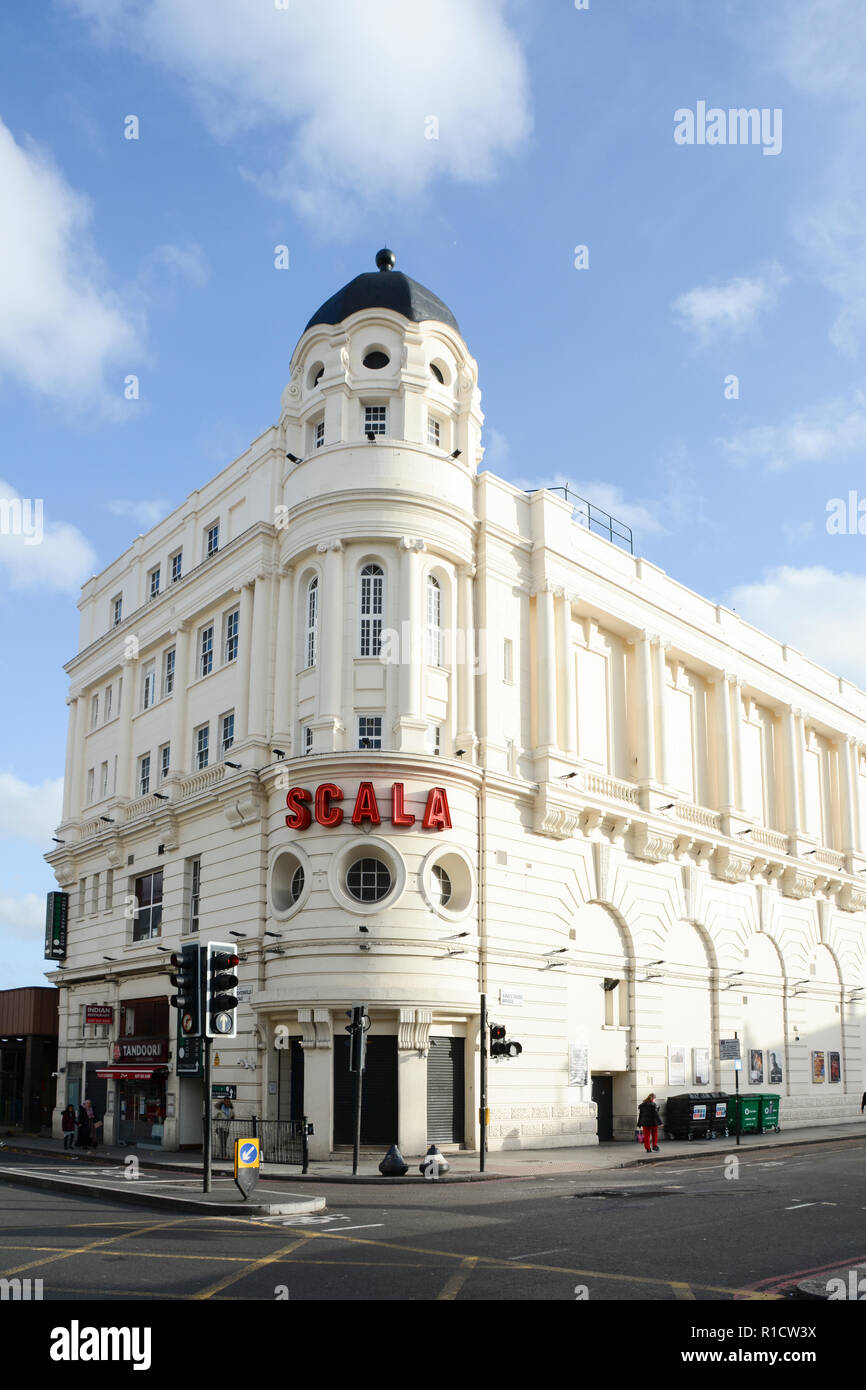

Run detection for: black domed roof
[[304, 249, 460, 334]]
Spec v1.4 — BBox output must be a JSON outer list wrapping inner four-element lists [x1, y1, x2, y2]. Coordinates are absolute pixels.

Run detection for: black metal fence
[[534, 485, 634, 554], [211, 1116, 309, 1173]]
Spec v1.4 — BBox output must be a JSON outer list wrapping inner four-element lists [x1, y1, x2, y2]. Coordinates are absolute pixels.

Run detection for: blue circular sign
[[240, 1143, 258, 1164]]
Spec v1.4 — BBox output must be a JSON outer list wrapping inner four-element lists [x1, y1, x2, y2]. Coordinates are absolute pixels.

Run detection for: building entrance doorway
[[333, 1035, 397, 1145], [276, 1037, 305, 1123], [591, 1073, 614, 1141]]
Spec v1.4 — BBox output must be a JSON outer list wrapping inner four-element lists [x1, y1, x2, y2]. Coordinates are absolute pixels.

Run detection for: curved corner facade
[[46, 258, 866, 1156]]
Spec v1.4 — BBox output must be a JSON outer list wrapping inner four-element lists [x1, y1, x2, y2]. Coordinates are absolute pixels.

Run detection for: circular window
[[347, 857, 392, 902], [307, 361, 325, 389], [270, 849, 309, 916], [420, 845, 475, 919], [363, 350, 390, 370], [430, 864, 452, 908]]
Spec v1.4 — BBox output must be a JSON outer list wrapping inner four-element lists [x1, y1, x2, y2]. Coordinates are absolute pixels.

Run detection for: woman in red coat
[[638, 1093, 661, 1153]]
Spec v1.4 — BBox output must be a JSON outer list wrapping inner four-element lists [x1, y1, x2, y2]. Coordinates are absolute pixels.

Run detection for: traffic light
[[205, 942, 240, 1038], [345, 1004, 370, 1072], [168, 942, 201, 1037], [490, 1022, 523, 1059]]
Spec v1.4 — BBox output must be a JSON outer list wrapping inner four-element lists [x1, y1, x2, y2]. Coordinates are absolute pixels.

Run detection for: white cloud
[[64, 0, 532, 226], [481, 426, 510, 471], [0, 772, 64, 845], [728, 565, 866, 688], [0, 479, 97, 593], [720, 394, 866, 471], [0, 893, 46, 941], [141, 242, 209, 289], [0, 118, 143, 411], [758, 1, 866, 354], [106, 497, 171, 530], [673, 263, 788, 342]]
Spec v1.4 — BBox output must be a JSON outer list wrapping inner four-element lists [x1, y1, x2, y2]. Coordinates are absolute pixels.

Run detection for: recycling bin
[[663, 1093, 712, 1140], [726, 1094, 760, 1136], [758, 1093, 781, 1133], [706, 1092, 730, 1138]]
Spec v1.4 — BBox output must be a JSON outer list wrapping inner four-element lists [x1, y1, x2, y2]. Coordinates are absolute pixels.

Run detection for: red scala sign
[[285, 782, 451, 831]]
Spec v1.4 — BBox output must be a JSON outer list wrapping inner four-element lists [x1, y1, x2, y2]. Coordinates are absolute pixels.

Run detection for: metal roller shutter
[[426, 1036, 464, 1143]]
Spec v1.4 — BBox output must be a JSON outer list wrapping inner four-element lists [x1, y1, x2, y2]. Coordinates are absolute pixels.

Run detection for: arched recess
[[568, 903, 632, 1074], [798, 943, 844, 1086], [739, 932, 786, 1091], [660, 920, 714, 1095]]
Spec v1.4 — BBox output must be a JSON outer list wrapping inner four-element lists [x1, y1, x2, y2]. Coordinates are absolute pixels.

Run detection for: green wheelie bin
[[726, 1094, 761, 1138], [758, 1093, 781, 1133]]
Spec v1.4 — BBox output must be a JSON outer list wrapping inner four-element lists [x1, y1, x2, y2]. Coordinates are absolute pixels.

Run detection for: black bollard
[[378, 1144, 409, 1176]]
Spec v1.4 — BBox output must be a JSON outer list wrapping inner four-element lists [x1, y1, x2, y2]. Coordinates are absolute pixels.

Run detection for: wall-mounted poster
[[829, 1051, 841, 1084], [749, 1049, 764, 1085], [693, 1048, 710, 1086], [668, 1045, 686, 1087], [768, 1050, 783, 1084], [812, 1051, 826, 1083], [568, 1043, 589, 1087]]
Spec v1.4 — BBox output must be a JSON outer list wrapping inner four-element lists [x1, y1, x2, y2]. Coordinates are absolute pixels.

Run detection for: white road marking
[[331, 1224, 385, 1233], [786, 1202, 817, 1209], [508, 1247, 568, 1261]]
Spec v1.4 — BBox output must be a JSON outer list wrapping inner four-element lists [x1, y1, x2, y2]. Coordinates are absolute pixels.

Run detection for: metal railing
[[212, 1116, 310, 1172], [536, 486, 634, 554]]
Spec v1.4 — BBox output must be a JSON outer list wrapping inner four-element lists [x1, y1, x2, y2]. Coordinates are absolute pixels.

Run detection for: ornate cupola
[[279, 250, 484, 500]]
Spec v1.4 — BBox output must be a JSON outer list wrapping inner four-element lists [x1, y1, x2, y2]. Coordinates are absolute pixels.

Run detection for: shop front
[[97, 1030, 169, 1147]]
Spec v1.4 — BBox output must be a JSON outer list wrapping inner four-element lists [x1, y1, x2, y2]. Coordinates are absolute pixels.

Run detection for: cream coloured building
[[47, 250, 866, 1155]]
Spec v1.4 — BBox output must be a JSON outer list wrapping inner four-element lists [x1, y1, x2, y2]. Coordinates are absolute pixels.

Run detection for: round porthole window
[[430, 864, 452, 908], [420, 845, 475, 919], [307, 360, 325, 389], [363, 349, 390, 369], [346, 857, 392, 903], [271, 850, 309, 916]]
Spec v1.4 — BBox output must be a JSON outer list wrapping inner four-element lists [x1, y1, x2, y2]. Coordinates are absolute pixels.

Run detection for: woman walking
[[638, 1093, 662, 1153], [61, 1104, 77, 1150]]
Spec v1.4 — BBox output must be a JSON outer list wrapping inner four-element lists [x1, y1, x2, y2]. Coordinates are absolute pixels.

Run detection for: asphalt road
[[1, 1137, 864, 1303]]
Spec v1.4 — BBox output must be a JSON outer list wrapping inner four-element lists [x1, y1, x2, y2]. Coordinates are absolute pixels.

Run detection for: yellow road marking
[[0, 1219, 186, 1280], [191, 1236, 311, 1300], [437, 1257, 478, 1300], [671, 1282, 696, 1300]]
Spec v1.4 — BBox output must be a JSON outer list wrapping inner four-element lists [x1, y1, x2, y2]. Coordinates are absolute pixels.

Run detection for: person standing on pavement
[[75, 1100, 91, 1148], [861, 1091, 865, 1114], [638, 1093, 661, 1153], [61, 1104, 76, 1150]]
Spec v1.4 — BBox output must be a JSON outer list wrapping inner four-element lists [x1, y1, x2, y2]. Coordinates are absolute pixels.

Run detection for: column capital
[[169, 620, 189, 636], [458, 563, 476, 580], [399, 535, 425, 553]]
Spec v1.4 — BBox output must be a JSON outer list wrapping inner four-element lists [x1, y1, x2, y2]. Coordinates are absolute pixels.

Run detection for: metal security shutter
[[426, 1037, 464, 1143], [333, 1036, 397, 1145]]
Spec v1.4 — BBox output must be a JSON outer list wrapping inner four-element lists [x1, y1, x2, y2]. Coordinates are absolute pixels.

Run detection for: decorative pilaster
[[536, 584, 557, 750], [653, 638, 671, 788], [62, 694, 79, 823], [556, 590, 577, 756], [273, 565, 295, 744], [394, 537, 428, 752], [317, 540, 345, 751], [234, 585, 253, 743], [456, 564, 477, 757], [248, 571, 273, 738]]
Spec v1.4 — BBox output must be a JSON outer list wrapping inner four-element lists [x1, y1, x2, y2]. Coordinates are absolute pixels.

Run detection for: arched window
[[426, 575, 442, 666], [306, 577, 318, 668], [359, 563, 384, 657]]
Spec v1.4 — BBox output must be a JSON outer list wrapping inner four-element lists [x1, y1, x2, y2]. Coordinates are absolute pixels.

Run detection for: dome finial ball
[[375, 247, 396, 272]]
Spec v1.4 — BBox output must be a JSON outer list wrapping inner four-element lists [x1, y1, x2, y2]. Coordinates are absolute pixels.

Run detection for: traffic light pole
[[480, 993, 487, 1173], [352, 1066, 364, 1177], [203, 1034, 212, 1193]]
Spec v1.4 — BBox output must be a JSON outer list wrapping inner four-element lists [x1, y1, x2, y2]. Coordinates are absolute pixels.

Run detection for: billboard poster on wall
[[692, 1048, 710, 1085], [812, 1051, 826, 1083], [768, 1050, 783, 1083], [829, 1051, 841, 1083], [668, 1044, 686, 1087], [749, 1049, 764, 1084]]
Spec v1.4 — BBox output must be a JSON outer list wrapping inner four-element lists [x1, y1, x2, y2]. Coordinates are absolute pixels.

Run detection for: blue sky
[[3, 0, 866, 988]]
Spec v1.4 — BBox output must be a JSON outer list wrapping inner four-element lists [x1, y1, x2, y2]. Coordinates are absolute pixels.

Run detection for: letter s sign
[[285, 787, 313, 830]]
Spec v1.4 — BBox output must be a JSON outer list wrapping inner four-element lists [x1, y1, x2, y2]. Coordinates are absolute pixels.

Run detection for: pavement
[[0, 1119, 863, 1192]]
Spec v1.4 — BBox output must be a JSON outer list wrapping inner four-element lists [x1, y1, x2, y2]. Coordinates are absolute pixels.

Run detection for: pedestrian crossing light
[[490, 1022, 523, 1059], [168, 942, 201, 1036], [205, 942, 240, 1038], [345, 1003, 370, 1072]]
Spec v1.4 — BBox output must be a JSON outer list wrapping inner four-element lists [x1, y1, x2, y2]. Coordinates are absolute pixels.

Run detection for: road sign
[[234, 1136, 260, 1201]]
